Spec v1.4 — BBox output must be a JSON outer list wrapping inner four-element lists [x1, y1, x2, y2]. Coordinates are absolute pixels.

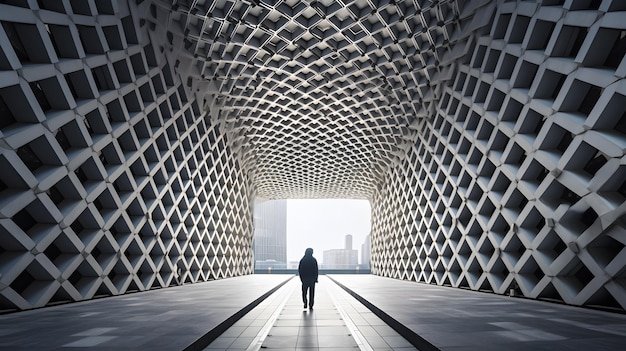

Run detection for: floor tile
[[0, 275, 292, 351], [329, 275, 626, 351], [8, 274, 622, 351]]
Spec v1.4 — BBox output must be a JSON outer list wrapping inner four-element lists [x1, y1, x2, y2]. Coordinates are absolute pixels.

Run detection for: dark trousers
[[302, 281, 315, 307]]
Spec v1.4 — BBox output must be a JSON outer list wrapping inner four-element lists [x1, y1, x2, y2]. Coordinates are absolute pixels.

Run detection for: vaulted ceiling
[[162, 0, 470, 199]]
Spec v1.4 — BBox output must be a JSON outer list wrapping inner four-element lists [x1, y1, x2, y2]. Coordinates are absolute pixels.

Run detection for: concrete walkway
[[205, 276, 415, 350], [2, 274, 626, 350], [0, 275, 292, 350], [329, 275, 626, 351]]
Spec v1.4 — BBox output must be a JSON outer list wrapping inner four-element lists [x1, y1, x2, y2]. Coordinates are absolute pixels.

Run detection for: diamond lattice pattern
[[371, 0, 626, 312], [0, 0, 253, 311], [0, 0, 626, 314]]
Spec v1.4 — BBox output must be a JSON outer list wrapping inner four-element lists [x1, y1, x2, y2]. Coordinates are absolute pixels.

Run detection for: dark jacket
[[298, 252, 318, 284]]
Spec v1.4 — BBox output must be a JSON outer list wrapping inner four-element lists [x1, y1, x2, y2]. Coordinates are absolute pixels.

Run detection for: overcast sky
[[286, 199, 371, 264]]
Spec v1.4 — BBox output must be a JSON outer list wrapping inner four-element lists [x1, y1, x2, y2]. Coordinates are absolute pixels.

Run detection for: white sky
[[286, 199, 371, 264]]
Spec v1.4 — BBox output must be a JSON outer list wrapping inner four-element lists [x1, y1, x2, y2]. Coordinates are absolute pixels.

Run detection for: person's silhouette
[[298, 248, 318, 310]]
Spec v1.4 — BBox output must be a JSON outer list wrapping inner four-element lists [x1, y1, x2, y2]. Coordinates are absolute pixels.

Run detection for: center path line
[[205, 276, 415, 350], [326, 278, 375, 351], [246, 280, 297, 351], [252, 276, 360, 350]]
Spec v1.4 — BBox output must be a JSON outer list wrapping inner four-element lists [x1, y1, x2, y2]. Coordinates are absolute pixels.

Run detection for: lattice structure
[[1, 0, 626, 314], [371, 0, 626, 312], [161, 0, 471, 198], [0, 1, 253, 312]]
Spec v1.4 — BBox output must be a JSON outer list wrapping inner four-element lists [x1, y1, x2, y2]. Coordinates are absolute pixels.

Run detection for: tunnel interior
[[0, 0, 625, 313]]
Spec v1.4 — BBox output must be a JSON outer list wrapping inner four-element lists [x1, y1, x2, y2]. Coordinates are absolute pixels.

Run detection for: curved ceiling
[[163, 0, 467, 199]]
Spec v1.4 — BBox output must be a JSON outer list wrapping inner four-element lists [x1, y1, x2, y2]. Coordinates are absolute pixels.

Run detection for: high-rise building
[[0, 0, 624, 315], [323, 235, 359, 269], [253, 199, 287, 270], [361, 235, 371, 269]]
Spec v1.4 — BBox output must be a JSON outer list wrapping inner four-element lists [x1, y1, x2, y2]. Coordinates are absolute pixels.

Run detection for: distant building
[[253, 199, 287, 269], [361, 234, 371, 269], [323, 234, 358, 269]]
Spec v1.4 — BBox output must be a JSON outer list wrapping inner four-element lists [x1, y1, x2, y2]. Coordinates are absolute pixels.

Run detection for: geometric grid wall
[[159, 0, 463, 199], [0, 0, 253, 312], [1, 0, 626, 315], [371, 0, 626, 312]]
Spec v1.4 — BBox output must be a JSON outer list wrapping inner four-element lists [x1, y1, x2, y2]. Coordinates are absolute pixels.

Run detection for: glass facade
[[253, 199, 287, 269]]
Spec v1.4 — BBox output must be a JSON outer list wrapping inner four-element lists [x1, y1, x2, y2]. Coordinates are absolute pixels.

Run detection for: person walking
[[298, 248, 318, 310]]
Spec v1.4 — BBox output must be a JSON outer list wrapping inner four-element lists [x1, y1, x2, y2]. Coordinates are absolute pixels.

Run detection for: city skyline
[[285, 199, 371, 264]]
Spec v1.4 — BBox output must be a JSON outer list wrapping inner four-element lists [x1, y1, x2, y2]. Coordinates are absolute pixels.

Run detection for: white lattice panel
[[0, 0, 253, 312], [1, 0, 625, 314], [371, 0, 626, 312]]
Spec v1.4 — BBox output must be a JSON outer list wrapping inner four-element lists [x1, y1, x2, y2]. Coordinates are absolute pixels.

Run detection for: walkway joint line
[[185, 276, 294, 351], [327, 275, 441, 351], [326, 278, 375, 351], [245, 279, 297, 351]]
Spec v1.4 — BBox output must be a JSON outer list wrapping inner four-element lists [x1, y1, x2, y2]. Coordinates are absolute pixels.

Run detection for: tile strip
[[183, 275, 295, 351], [328, 275, 440, 351], [245, 280, 297, 351]]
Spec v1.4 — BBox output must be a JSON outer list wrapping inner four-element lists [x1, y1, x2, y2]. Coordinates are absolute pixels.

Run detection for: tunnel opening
[[252, 198, 371, 274]]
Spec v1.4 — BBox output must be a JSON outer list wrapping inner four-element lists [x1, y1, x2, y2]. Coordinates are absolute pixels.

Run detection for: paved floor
[[205, 276, 414, 350], [2, 274, 626, 350], [329, 275, 626, 351], [0, 275, 292, 350]]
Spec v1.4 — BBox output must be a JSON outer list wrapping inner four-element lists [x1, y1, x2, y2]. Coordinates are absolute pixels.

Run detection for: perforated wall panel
[[371, 0, 626, 312], [1, 0, 625, 314], [0, 0, 253, 312]]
